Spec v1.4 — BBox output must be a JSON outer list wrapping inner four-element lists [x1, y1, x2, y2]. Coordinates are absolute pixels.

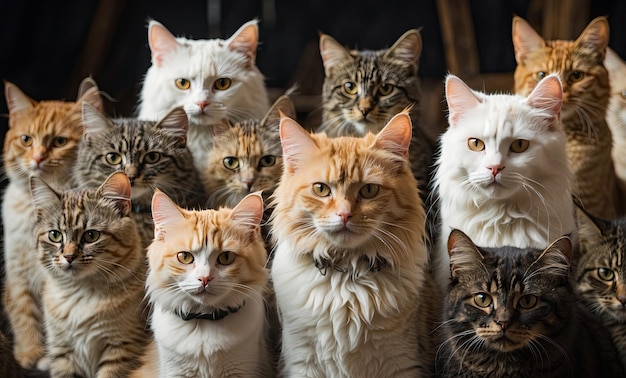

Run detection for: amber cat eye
[[217, 251, 236, 265], [517, 294, 537, 309], [20, 135, 33, 147], [214, 78, 232, 90], [473, 292, 492, 307], [535, 71, 547, 81], [82, 230, 100, 243], [223, 157, 239, 170], [597, 267, 615, 281], [312, 183, 331, 197], [259, 155, 276, 167], [467, 138, 485, 151], [510, 139, 529, 153], [342, 81, 358, 95], [53, 136, 67, 147], [105, 153, 122, 165], [568, 71, 585, 83], [175, 78, 191, 90], [177, 252, 194, 264], [359, 184, 380, 199], [143, 151, 161, 164], [378, 83, 394, 96]]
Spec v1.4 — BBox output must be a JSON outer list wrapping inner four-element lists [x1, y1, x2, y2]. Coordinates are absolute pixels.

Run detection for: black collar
[[177, 301, 245, 321], [313, 255, 388, 276]]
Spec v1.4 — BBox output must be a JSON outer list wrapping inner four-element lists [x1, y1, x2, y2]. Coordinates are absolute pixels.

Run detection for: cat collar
[[178, 301, 245, 321], [313, 255, 388, 276]]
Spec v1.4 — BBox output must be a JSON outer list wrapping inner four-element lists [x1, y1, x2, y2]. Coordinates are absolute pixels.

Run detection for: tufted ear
[[30, 176, 61, 215], [81, 101, 110, 140], [512, 16, 546, 64], [374, 111, 412, 157], [76, 76, 103, 112], [384, 29, 422, 73], [148, 20, 180, 67], [447, 229, 485, 280], [279, 113, 319, 174], [151, 189, 187, 242], [445, 74, 481, 127], [227, 19, 259, 62], [319, 32, 353, 76], [230, 192, 264, 241], [4, 81, 36, 118], [156, 107, 189, 142], [98, 172, 132, 216]]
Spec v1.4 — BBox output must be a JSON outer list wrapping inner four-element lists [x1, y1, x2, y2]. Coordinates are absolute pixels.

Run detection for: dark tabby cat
[[437, 229, 625, 377], [575, 205, 626, 372], [73, 103, 207, 248]]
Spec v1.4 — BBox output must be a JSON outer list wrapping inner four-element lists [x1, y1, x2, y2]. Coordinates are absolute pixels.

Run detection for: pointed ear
[[575, 16, 609, 57], [4, 81, 36, 117], [383, 29, 422, 72], [576, 204, 611, 238], [98, 172, 132, 216], [319, 33, 353, 76], [156, 107, 188, 142], [445, 74, 481, 126], [374, 112, 412, 157], [212, 119, 231, 142], [604, 47, 626, 73], [230, 192, 264, 239], [447, 229, 484, 279], [151, 189, 187, 242], [526, 73, 563, 125], [82, 102, 110, 139], [227, 20, 259, 61], [30, 176, 60, 213], [148, 20, 180, 67], [262, 95, 296, 125], [76, 77, 103, 112], [535, 236, 572, 279], [279, 113, 318, 173], [512, 16, 546, 64]]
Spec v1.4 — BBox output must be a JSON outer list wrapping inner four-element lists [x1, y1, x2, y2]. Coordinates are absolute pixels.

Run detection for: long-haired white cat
[[432, 73, 576, 289]]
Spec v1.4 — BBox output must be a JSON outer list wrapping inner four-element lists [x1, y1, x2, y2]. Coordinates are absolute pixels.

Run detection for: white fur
[[605, 47, 626, 188]]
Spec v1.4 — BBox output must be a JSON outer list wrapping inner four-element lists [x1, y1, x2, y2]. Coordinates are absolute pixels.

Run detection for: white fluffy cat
[[604, 47, 626, 190], [137, 19, 270, 173], [432, 73, 577, 289]]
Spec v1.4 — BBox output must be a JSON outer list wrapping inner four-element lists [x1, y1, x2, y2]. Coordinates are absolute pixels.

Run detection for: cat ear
[[605, 47, 626, 74], [445, 74, 481, 126], [148, 20, 180, 67], [230, 192, 264, 235], [262, 95, 296, 125], [29, 176, 61, 213], [384, 29, 422, 71], [212, 119, 231, 140], [575, 16, 609, 57], [82, 102, 110, 138], [156, 107, 189, 142], [447, 229, 484, 279], [319, 33, 353, 76], [98, 172, 132, 216], [374, 112, 412, 157], [526, 73, 562, 121], [76, 76, 103, 111], [279, 114, 318, 173], [151, 189, 187, 242], [4, 81, 36, 118], [576, 202, 612, 239], [536, 236, 572, 277], [227, 20, 259, 62], [512, 16, 546, 63]]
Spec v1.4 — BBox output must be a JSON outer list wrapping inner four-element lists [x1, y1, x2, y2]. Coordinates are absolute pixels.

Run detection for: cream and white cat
[[137, 19, 270, 173], [604, 47, 626, 191], [432, 74, 576, 289]]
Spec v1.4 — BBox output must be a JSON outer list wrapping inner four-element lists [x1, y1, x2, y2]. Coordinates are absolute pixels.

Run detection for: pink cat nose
[[337, 212, 352, 224], [197, 101, 209, 111], [487, 165, 505, 176], [199, 275, 213, 286], [243, 178, 254, 191]]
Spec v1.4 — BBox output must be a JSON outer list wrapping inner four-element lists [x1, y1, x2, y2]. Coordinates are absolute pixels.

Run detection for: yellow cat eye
[[53, 137, 67, 147], [517, 294, 537, 309], [467, 138, 485, 152], [48, 230, 63, 243], [214, 78, 232, 91], [535, 71, 547, 81], [359, 183, 380, 199], [312, 182, 331, 197], [343, 81, 358, 95], [143, 151, 161, 164], [569, 71, 585, 83], [378, 83, 394, 96], [177, 251, 194, 264], [217, 251, 236, 265], [105, 153, 122, 165], [597, 267, 615, 281], [223, 157, 240, 170], [82, 230, 100, 243], [510, 139, 530, 153], [20, 135, 33, 147], [175, 78, 191, 90], [473, 292, 492, 308], [259, 155, 276, 167]]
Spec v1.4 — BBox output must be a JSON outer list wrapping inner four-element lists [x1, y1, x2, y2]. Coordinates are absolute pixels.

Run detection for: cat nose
[[197, 101, 209, 111], [199, 275, 213, 287], [496, 319, 510, 330], [358, 98, 373, 117], [63, 243, 78, 264], [487, 164, 505, 176], [243, 178, 254, 191], [337, 212, 352, 224]]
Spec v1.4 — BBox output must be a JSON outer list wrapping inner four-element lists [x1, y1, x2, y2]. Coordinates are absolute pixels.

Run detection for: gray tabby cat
[[73, 103, 207, 248], [30, 172, 149, 377]]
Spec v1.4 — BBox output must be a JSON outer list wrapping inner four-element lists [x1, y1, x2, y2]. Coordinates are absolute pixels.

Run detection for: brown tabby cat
[[2, 78, 102, 370], [512, 15, 623, 218]]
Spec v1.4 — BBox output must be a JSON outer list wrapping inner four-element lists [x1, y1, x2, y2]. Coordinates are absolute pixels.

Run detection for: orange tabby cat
[[2, 78, 102, 370], [512, 16, 623, 218]]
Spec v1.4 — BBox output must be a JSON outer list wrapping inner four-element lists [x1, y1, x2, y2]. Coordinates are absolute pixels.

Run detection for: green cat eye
[[312, 183, 331, 197], [20, 135, 33, 147], [510, 139, 529, 153], [598, 267, 615, 281], [517, 294, 537, 309], [378, 83, 394, 96], [569, 71, 584, 83], [143, 151, 161, 164], [467, 138, 485, 152], [82, 230, 100, 243], [177, 252, 194, 264], [223, 157, 240, 170], [217, 251, 236, 265], [105, 153, 122, 165], [535, 71, 547, 81], [259, 155, 276, 167], [359, 184, 380, 199], [48, 230, 63, 243], [175, 78, 191, 90], [473, 292, 492, 308], [53, 137, 67, 147], [343, 81, 358, 95], [214, 78, 232, 91]]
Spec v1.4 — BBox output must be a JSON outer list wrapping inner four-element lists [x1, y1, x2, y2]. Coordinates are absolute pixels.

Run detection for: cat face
[[147, 191, 267, 314], [319, 30, 421, 136], [445, 230, 573, 353]]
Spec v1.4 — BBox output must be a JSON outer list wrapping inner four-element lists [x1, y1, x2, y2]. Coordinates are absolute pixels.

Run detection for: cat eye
[[177, 252, 194, 264], [82, 230, 100, 243], [175, 78, 191, 90], [378, 83, 394, 96], [467, 138, 485, 152], [510, 139, 530, 153], [535, 71, 547, 81], [48, 230, 63, 243], [214, 78, 232, 91], [597, 267, 615, 281], [53, 137, 67, 147], [312, 183, 331, 197], [143, 151, 161, 164], [259, 155, 276, 167], [517, 294, 537, 309], [621, 90, 626, 99], [359, 184, 380, 199], [217, 251, 236, 265], [568, 71, 585, 83], [223, 157, 240, 170], [342, 81, 358, 95], [105, 153, 122, 165], [473, 292, 492, 308], [20, 135, 33, 147]]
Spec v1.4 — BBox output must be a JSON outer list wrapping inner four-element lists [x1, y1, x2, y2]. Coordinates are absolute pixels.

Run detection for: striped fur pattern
[[2, 78, 102, 370], [437, 230, 625, 377], [30, 172, 149, 377]]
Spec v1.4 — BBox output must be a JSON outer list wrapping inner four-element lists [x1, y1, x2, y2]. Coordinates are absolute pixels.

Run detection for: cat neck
[[176, 301, 246, 321], [312, 253, 388, 277]]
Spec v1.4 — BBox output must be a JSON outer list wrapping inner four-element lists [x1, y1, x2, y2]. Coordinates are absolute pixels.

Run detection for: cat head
[[438, 73, 568, 202], [512, 16, 610, 123], [271, 110, 426, 268], [445, 229, 573, 353], [30, 171, 139, 281], [146, 190, 267, 315], [576, 205, 626, 323], [205, 94, 295, 208], [3, 77, 103, 188], [319, 29, 422, 136], [604, 47, 626, 138], [138, 19, 269, 126]]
